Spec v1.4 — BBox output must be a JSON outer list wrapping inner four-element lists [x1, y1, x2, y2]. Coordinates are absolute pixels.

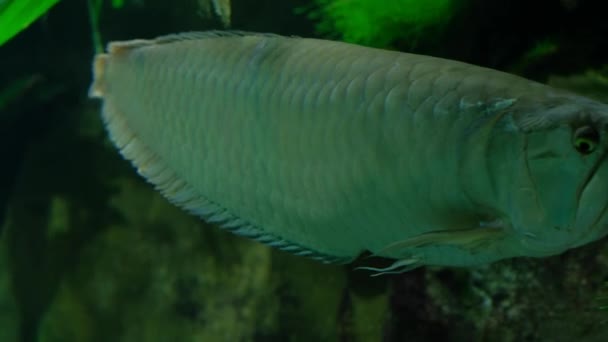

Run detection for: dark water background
[[1, 0, 608, 341]]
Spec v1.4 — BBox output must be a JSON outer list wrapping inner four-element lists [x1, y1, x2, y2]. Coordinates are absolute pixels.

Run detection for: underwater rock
[[36, 177, 280, 341], [32, 173, 389, 341], [421, 247, 608, 341], [30, 170, 388, 341]]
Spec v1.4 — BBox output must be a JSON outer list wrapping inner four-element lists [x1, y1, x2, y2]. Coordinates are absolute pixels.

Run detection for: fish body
[[90, 32, 608, 271]]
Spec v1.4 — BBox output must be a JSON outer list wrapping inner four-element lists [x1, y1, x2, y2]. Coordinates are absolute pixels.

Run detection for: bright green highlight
[[111, 0, 124, 9], [0, 0, 60, 47], [312, 0, 454, 47]]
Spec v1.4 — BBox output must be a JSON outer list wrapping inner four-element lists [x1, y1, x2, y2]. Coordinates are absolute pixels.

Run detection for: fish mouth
[[571, 150, 608, 247], [514, 144, 608, 256]]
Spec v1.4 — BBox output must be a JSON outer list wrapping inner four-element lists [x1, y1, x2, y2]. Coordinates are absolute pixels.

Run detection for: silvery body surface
[[89, 32, 608, 272]]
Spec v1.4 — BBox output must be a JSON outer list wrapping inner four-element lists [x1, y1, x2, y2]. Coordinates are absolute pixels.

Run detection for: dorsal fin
[[106, 31, 284, 55], [154, 31, 283, 44]]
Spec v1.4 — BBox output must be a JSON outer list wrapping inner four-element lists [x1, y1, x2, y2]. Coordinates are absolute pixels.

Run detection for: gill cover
[[511, 117, 608, 256]]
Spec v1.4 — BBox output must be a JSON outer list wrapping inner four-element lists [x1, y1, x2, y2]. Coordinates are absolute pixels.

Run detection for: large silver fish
[[89, 31, 608, 273]]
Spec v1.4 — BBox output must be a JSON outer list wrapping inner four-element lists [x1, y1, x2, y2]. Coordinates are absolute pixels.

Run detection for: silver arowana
[[89, 32, 608, 273]]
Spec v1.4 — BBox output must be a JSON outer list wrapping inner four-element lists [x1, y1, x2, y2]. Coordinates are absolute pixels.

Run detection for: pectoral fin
[[378, 227, 506, 257], [355, 227, 507, 276]]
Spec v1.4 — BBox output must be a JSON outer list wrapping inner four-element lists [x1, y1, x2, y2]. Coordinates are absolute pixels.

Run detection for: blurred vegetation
[[0, 0, 60, 47], [0, 76, 41, 112], [599, 282, 608, 316], [305, 0, 457, 47]]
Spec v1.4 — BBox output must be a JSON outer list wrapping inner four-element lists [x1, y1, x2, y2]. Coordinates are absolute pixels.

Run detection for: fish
[[89, 31, 608, 273]]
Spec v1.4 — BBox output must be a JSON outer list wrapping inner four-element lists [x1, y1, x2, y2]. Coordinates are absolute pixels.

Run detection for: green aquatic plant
[[0, 0, 61, 47], [0, 0, 129, 49], [87, 0, 104, 54], [87, 0, 127, 54], [307, 0, 455, 47]]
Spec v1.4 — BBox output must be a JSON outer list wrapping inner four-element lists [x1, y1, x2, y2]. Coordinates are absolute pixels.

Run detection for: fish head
[[507, 92, 608, 257]]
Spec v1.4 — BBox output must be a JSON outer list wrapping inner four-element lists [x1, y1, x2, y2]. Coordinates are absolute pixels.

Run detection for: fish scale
[[109, 34, 454, 255], [90, 31, 608, 270]]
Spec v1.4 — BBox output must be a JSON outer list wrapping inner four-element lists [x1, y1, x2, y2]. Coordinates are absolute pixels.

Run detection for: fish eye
[[572, 125, 599, 155]]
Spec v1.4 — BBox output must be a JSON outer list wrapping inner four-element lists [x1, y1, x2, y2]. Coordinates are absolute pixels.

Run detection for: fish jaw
[[506, 103, 608, 257], [568, 150, 608, 248]]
